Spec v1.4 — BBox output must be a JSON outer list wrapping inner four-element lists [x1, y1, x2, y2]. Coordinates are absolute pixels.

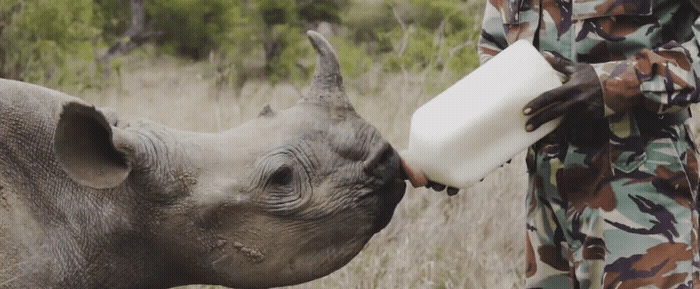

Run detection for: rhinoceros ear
[[55, 102, 137, 189], [302, 30, 354, 113]]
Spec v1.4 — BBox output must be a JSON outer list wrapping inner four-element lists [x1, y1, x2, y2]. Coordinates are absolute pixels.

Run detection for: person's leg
[[525, 145, 576, 288], [568, 129, 700, 288]]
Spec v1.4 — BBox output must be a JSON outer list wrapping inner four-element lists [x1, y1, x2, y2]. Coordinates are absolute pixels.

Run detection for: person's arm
[[593, 17, 700, 116], [525, 13, 700, 130], [478, 0, 510, 65]]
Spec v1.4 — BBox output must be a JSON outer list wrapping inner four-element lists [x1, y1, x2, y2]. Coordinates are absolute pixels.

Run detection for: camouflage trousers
[[525, 122, 700, 288]]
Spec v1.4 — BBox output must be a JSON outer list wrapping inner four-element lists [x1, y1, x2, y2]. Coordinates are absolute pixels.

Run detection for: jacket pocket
[[572, 0, 653, 20], [609, 112, 647, 173], [643, 130, 697, 200]]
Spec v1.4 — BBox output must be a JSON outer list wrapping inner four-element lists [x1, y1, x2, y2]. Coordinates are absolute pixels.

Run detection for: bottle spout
[[399, 151, 428, 188]]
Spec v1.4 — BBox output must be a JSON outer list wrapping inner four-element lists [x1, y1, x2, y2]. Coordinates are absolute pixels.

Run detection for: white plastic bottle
[[402, 40, 563, 188]]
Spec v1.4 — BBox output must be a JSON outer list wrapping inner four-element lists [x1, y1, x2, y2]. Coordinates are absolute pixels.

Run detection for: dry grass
[[74, 50, 536, 289]]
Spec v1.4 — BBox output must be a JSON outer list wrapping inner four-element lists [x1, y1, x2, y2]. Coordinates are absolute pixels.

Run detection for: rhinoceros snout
[[363, 142, 399, 180], [366, 143, 405, 232]]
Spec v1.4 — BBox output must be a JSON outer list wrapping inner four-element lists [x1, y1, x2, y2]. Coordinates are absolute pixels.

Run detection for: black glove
[[523, 52, 604, 132]]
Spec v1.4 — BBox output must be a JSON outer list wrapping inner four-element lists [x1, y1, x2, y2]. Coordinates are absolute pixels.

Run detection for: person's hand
[[400, 158, 428, 187], [523, 52, 604, 132], [426, 181, 461, 196], [400, 158, 460, 196]]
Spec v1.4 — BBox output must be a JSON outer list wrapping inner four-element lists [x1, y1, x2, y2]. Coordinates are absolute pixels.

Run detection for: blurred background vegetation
[[0, 0, 484, 92]]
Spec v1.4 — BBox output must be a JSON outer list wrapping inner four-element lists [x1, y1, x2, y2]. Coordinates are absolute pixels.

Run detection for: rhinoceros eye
[[269, 165, 293, 187], [254, 147, 313, 215]]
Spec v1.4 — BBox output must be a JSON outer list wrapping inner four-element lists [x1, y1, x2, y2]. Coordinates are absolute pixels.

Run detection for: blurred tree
[[144, 0, 350, 88], [256, 0, 309, 85], [0, 0, 21, 80], [380, 0, 482, 75], [297, 0, 349, 24], [0, 0, 102, 88], [0, 0, 484, 91], [147, 0, 236, 59], [94, 0, 132, 42], [343, 0, 482, 76], [98, 0, 161, 68], [264, 0, 354, 84]]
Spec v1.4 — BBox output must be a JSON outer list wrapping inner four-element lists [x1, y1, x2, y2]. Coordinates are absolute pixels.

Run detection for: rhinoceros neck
[[0, 80, 199, 287], [0, 79, 281, 287], [0, 81, 51, 286]]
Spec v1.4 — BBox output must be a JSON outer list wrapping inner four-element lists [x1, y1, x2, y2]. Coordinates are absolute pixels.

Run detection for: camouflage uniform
[[479, 0, 700, 287]]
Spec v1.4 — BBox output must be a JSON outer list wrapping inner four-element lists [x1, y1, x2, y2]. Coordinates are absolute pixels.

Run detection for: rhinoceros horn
[[302, 31, 354, 114]]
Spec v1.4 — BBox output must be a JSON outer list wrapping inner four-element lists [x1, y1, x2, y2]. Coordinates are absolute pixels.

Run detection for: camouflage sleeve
[[592, 17, 700, 116], [478, 0, 510, 65]]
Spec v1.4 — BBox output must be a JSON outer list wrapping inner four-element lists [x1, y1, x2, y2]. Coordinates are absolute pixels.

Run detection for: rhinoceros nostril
[[363, 142, 393, 173]]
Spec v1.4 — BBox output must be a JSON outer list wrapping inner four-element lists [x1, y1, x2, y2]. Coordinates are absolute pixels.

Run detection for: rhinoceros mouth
[[370, 177, 405, 233], [362, 144, 405, 233]]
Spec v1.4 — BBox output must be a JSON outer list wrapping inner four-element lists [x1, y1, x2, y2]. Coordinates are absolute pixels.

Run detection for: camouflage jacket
[[479, 0, 700, 171], [479, 0, 700, 114]]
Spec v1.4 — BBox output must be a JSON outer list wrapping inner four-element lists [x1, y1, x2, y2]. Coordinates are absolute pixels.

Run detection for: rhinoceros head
[[51, 31, 405, 288]]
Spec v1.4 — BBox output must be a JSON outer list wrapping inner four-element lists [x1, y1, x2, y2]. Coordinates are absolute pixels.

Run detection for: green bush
[[146, 0, 238, 59], [146, 0, 346, 84], [297, 0, 349, 23], [0, 0, 101, 87], [261, 24, 312, 84], [385, 0, 482, 74], [254, 0, 348, 84], [344, 0, 483, 76], [93, 0, 131, 43], [332, 36, 373, 78], [0, 0, 485, 90]]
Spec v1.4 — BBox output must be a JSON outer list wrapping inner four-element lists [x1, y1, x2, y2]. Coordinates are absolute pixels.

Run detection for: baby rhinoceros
[[0, 31, 406, 288]]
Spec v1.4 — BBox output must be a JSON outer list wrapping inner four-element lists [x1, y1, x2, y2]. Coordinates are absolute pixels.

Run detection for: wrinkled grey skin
[[0, 31, 405, 288]]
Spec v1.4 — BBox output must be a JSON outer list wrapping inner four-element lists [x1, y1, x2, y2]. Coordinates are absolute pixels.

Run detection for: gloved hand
[[523, 52, 604, 132]]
